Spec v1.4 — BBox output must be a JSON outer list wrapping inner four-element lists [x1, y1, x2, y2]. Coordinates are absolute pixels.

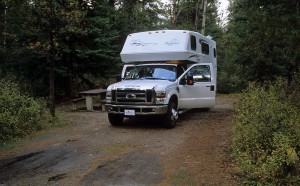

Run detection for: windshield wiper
[[145, 77, 166, 80], [145, 77, 176, 81]]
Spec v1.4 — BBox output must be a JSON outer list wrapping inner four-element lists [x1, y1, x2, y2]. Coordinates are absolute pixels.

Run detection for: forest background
[[0, 0, 299, 184], [0, 0, 298, 115]]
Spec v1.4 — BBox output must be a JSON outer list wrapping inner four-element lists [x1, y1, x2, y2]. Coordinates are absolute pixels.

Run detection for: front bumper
[[106, 104, 168, 115]]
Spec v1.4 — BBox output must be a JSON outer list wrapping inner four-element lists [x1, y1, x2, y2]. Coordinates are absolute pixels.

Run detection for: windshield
[[125, 65, 176, 81]]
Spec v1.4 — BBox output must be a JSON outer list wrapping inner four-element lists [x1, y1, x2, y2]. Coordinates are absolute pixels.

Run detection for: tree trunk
[[65, 59, 73, 97], [4, 0, 7, 46], [195, 0, 203, 31], [201, 0, 207, 35], [49, 30, 55, 117], [66, 40, 74, 97], [172, 0, 177, 27]]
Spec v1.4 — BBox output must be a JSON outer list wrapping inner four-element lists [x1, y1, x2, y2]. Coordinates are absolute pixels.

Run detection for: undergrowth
[[232, 82, 300, 185], [0, 78, 62, 143]]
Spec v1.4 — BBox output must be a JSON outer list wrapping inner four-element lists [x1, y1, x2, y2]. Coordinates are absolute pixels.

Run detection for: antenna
[[206, 35, 213, 40]]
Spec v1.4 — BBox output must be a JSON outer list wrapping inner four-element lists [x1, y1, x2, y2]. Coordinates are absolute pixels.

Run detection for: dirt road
[[0, 94, 237, 185]]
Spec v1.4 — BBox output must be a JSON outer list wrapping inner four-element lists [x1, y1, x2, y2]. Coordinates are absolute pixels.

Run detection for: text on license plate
[[125, 109, 135, 116]]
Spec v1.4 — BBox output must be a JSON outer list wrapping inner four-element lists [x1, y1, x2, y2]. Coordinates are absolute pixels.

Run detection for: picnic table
[[78, 88, 107, 111]]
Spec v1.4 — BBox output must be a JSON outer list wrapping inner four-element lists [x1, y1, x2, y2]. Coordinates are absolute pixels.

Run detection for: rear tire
[[163, 101, 178, 128], [108, 113, 124, 126]]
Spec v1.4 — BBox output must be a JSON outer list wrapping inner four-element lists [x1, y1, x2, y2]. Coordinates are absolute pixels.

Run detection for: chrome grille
[[113, 88, 154, 104]]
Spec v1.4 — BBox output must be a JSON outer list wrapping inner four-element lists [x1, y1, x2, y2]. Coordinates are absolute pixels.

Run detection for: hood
[[107, 79, 175, 91]]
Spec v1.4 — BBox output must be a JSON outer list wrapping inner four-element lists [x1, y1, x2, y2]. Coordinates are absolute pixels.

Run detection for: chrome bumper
[[106, 104, 168, 115]]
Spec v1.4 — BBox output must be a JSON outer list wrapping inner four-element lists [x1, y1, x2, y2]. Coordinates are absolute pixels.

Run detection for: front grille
[[113, 88, 154, 104]]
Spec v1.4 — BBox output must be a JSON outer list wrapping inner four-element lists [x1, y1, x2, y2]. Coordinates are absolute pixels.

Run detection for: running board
[[178, 109, 191, 114]]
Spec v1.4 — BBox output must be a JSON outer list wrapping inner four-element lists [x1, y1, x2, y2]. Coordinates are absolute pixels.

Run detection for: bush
[[0, 78, 47, 142], [284, 76, 300, 111], [217, 71, 246, 93], [232, 83, 300, 185]]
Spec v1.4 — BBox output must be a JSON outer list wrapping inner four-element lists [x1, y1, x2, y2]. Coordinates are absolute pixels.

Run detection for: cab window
[[188, 65, 211, 82], [177, 66, 185, 78], [124, 66, 134, 77]]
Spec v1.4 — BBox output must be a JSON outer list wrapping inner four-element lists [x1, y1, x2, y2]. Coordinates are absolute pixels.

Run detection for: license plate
[[125, 109, 135, 116]]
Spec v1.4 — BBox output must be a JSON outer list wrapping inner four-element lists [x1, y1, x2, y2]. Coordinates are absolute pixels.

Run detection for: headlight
[[106, 91, 112, 103], [155, 91, 166, 104], [155, 91, 166, 98]]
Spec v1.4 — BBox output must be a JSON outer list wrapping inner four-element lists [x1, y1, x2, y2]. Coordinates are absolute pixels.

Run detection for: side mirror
[[179, 75, 194, 85], [187, 75, 194, 85]]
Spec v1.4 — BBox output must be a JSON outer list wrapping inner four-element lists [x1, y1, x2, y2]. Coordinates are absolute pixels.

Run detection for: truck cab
[[105, 30, 217, 128]]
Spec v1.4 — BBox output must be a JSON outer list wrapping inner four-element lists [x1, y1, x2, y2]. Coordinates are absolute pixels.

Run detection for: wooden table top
[[78, 89, 107, 96]]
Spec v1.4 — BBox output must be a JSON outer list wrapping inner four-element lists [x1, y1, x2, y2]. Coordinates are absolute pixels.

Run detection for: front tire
[[163, 101, 178, 128], [108, 113, 124, 126]]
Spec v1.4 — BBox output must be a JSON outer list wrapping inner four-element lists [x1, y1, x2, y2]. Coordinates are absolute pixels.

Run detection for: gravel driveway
[[0, 94, 238, 185]]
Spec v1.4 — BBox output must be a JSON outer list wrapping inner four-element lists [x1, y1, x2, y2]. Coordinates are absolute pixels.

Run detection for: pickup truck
[[105, 30, 217, 128]]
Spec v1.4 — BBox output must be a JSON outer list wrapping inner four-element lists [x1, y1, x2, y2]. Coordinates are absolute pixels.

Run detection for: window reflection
[[125, 65, 177, 81]]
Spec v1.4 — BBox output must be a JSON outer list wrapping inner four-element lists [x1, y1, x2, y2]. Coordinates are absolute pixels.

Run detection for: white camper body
[[106, 30, 217, 128], [120, 30, 217, 76]]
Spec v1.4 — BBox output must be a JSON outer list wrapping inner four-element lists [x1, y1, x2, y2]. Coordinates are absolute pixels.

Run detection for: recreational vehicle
[[105, 30, 217, 128]]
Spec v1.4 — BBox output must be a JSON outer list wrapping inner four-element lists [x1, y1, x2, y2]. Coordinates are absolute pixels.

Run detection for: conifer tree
[[225, 0, 299, 85]]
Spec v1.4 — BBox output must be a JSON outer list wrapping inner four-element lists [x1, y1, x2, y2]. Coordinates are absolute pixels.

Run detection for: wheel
[[163, 101, 178, 128], [108, 113, 124, 126]]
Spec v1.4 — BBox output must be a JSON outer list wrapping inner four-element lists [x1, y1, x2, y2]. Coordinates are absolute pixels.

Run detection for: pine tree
[[225, 0, 299, 85]]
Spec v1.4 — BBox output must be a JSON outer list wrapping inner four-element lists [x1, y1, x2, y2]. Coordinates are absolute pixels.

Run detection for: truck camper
[[105, 30, 217, 128]]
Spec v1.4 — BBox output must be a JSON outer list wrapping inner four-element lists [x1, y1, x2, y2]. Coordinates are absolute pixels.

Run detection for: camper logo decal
[[130, 40, 157, 47], [165, 39, 179, 46]]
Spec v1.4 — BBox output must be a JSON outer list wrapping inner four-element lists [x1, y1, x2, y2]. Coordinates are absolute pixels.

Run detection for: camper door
[[178, 64, 216, 109]]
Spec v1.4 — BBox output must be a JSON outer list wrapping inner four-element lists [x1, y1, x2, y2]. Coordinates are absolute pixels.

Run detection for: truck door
[[178, 64, 216, 109]]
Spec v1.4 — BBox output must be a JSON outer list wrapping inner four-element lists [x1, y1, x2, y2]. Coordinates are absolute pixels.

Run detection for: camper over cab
[[105, 30, 217, 128], [121, 30, 216, 63]]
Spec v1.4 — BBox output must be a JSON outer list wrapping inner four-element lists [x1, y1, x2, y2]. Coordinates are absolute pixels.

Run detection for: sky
[[218, 0, 229, 23], [160, 0, 229, 23]]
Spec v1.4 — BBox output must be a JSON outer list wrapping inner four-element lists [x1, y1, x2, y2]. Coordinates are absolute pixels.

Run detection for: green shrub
[[281, 76, 300, 111], [217, 70, 246, 93], [0, 78, 46, 142], [232, 83, 300, 185]]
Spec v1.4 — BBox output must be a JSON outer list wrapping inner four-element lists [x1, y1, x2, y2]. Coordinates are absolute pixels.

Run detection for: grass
[[0, 110, 67, 151], [171, 170, 196, 186], [104, 142, 132, 154]]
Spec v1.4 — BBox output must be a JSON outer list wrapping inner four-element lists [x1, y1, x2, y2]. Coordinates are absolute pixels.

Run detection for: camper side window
[[201, 42, 209, 55], [214, 48, 217, 58], [190, 35, 196, 51]]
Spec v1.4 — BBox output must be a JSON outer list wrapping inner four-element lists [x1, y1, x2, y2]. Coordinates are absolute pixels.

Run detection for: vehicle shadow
[[118, 116, 168, 129], [112, 108, 212, 129]]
